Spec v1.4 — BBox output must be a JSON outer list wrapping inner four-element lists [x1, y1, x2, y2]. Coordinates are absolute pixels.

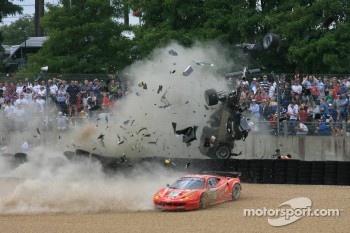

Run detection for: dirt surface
[[0, 183, 349, 233]]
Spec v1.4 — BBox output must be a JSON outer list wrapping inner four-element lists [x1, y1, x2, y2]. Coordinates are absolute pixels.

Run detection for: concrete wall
[[236, 134, 350, 161]]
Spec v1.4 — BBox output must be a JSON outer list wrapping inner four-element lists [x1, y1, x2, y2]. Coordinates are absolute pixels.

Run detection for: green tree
[[0, 0, 23, 70], [0, 15, 35, 45], [26, 0, 134, 74]]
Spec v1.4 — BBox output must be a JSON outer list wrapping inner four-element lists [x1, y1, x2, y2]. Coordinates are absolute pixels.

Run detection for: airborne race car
[[199, 86, 250, 160], [153, 171, 241, 211]]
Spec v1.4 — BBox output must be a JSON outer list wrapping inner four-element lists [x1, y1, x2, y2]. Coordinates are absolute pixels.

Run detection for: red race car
[[153, 171, 241, 211]]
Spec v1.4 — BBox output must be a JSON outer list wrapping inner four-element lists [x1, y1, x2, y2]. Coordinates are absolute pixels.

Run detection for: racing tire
[[204, 89, 219, 106], [199, 193, 210, 209], [232, 183, 241, 201], [215, 144, 231, 160], [263, 33, 280, 50]]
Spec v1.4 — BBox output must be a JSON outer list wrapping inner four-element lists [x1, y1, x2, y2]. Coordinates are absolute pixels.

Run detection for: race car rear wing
[[200, 171, 241, 178]]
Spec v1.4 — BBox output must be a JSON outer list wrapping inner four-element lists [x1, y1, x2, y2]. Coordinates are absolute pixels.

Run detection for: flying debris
[[193, 60, 214, 67], [160, 90, 172, 108], [138, 82, 147, 89], [172, 122, 177, 134], [123, 119, 130, 125], [170, 70, 176, 74], [204, 105, 209, 110], [168, 49, 178, 56], [117, 140, 124, 145], [183, 65, 193, 76], [157, 85, 163, 94], [36, 128, 41, 135], [120, 126, 127, 130], [175, 125, 198, 144], [185, 162, 191, 169], [143, 134, 151, 137], [185, 101, 189, 104], [98, 134, 104, 140], [148, 138, 158, 144], [137, 127, 147, 135]]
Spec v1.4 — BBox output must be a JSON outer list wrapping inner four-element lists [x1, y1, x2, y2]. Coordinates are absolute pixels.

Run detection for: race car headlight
[[154, 194, 160, 199]]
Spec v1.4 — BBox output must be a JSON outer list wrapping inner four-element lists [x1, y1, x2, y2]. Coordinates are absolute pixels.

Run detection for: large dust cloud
[[0, 41, 241, 214]]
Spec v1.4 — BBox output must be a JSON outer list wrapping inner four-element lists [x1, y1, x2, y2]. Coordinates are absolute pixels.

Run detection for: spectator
[[102, 92, 112, 110], [37, 85, 46, 98], [317, 77, 325, 98], [56, 85, 69, 115], [87, 91, 98, 118], [248, 99, 260, 119], [35, 95, 46, 113], [295, 121, 308, 135], [291, 80, 302, 95], [48, 79, 59, 102], [287, 100, 299, 135], [80, 80, 91, 111], [56, 111, 68, 130], [319, 98, 330, 117], [66, 80, 81, 116], [260, 75, 270, 93], [324, 77, 333, 96], [335, 93, 349, 120]]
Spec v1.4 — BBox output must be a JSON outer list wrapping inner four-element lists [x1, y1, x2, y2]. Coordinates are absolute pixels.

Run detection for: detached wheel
[[232, 183, 241, 201], [263, 33, 280, 50], [216, 144, 231, 159], [204, 89, 219, 106], [199, 193, 210, 209]]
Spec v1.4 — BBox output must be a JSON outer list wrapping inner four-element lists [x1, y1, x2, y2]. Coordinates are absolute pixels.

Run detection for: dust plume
[[0, 147, 186, 214]]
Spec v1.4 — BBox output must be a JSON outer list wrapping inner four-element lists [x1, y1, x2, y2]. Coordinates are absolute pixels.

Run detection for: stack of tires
[[324, 161, 337, 185], [311, 161, 325, 185], [238, 160, 251, 182], [286, 160, 299, 184], [273, 160, 288, 184], [249, 159, 263, 183], [298, 161, 312, 184], [261, 160, 274, 183], [337, 161, 350, 185]]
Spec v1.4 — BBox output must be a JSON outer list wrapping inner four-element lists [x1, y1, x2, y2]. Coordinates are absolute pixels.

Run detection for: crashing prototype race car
[[153, 171, 241, 211]]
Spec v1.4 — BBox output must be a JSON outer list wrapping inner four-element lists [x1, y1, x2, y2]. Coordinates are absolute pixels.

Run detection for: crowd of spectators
[[233, 74, 350, 136], [0, 76, 133, 132]]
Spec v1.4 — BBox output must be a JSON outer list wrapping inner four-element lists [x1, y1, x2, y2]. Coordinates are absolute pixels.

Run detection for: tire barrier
[[2, 153, 350, 186], [164, 158, 350, 186]]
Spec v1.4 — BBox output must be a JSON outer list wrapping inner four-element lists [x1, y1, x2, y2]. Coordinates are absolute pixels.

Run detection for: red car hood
[[156, 188, 200, 200]]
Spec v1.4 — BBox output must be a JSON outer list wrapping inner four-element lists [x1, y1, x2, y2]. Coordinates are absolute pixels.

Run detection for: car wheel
[[200, 193, 210, 209], [204, 89, 219, 106], [232, 184, 241, 201], [263, 33, 280, 50], [215, 145, 231, 159]]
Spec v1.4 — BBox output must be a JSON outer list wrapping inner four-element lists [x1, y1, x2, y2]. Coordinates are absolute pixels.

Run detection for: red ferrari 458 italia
[[153, 171, 241, 211]]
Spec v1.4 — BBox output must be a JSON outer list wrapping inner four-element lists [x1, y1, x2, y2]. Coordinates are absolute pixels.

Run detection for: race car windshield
[[170, 178, 205, 189]]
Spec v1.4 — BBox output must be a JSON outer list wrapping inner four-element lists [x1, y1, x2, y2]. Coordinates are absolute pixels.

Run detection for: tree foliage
[[26, 0, 134, 74], [2, 0, 350, 74]]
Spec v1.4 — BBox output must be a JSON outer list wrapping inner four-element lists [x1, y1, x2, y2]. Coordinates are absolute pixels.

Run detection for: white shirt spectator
[[16, 85, 25, 95], [33, 83, 41, 94], [37, 87, 47, 97], [49, 84, 58, 96], [287, 103, 299, 120], [291, 83, 303, 95]]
